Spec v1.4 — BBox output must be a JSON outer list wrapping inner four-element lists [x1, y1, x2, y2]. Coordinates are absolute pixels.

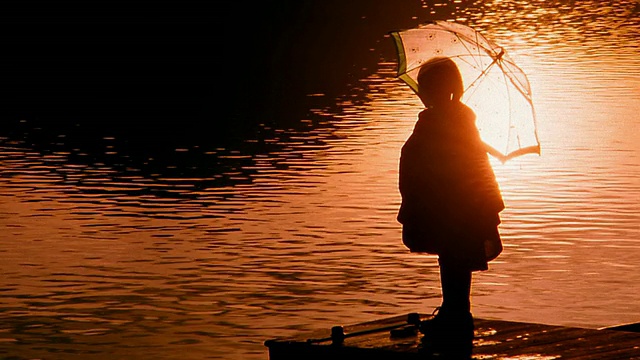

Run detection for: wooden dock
[[265, 313, 640, 359]]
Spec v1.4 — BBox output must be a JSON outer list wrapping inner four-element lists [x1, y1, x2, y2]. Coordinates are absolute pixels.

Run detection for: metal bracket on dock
[[306, 312, 421, 345]]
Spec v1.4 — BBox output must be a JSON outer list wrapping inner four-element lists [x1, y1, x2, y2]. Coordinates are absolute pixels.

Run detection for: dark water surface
[[1, 1, 639, 359]]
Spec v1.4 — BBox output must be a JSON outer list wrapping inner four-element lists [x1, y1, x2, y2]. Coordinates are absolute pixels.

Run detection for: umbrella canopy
[[391, 21, 540, 162]]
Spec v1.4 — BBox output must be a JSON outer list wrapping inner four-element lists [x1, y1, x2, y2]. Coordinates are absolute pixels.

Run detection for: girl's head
[[417, 57, 464, 108]]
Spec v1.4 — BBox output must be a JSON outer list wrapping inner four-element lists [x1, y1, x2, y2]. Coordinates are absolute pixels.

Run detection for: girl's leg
[[419, 257, 474, 357], [438, 257, 472, 316]]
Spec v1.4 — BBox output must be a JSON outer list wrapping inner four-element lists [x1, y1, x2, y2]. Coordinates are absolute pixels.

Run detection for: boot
[[419, 308, 474, 358]]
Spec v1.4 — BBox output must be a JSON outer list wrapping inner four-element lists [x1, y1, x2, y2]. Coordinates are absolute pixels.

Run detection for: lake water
[[1, 1, 639, 359]]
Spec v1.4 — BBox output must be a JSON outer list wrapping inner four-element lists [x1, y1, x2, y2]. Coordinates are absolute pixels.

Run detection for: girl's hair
[[417, 57, 464, 105]]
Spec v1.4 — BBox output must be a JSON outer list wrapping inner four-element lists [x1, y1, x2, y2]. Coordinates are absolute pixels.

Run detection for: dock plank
[[265, 313, 640, 359]]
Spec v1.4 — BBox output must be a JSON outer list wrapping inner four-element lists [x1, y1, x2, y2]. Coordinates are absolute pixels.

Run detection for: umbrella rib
[[502, 68, 514, 155], [495, 60, 533, 104], [495, 60, 542, 153], [495, 59, 542, 157], [475, 30, 482, 65], [486, 52, 541, 155], [450, 54, 485, 76], [464, 57, 499, 96], [454, 33, 482, 70]]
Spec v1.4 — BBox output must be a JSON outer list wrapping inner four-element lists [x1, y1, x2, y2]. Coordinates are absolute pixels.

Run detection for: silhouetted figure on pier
[[397, 57, 505, 357]]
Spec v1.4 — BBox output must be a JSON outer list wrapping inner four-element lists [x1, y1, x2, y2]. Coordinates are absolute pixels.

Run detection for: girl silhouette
[[397, 57, 505, 356]]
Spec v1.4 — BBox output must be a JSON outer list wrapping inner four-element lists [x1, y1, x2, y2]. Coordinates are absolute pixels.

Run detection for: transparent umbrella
[[391, 21, 540, 162]]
